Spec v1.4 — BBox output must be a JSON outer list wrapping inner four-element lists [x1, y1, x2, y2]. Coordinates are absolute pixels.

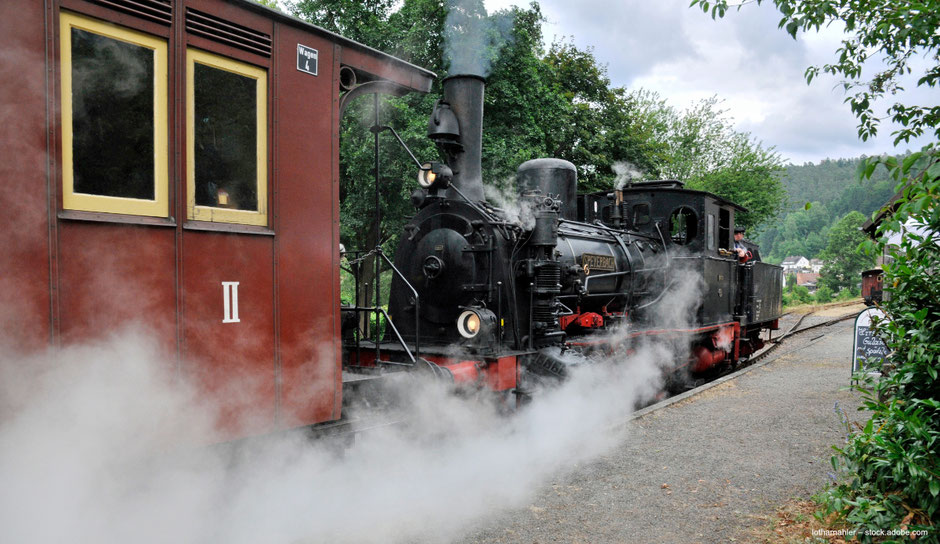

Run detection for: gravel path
[[457, 314, 865, 544]]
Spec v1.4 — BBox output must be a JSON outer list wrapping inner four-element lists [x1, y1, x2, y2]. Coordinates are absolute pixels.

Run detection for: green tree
[[538, 42, 672, 191], [758, 156, 899, 261], [818, 211, 874, 293], [814, 284, 834, 303], [766, 201, 832, 262], [658, 97, 786, 230], [288, 0, 397, 46]]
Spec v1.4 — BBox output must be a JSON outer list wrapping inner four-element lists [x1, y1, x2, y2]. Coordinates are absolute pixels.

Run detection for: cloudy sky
[[483, 0, 935, 165]]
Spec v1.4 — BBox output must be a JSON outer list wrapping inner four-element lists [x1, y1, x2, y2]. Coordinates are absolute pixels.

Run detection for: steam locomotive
[[343, 75, 784, 398]]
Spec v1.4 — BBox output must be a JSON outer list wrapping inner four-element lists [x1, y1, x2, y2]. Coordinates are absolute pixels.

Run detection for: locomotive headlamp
[[418, 162, 453, 190], [457, 308, 496, 340]]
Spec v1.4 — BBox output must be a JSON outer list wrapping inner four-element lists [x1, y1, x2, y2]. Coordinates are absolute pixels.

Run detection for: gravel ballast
[[457, 315, 865, 544]]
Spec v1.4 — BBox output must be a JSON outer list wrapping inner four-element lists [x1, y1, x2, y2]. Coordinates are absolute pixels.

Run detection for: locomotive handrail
[[449, 184, 501, 225], [375, 248, 420, 359], [582, 270, 632, 294], [340, 247, 421, 365], [344, 305, 416, 365], [376, 125, 424, 170], [375, 306, 415, 364]]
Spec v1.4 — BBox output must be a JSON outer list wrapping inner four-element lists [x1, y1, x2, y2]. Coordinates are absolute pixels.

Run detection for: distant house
[[781, 256, 810, 273], [809, 258, 824, 273], [797, 272, 820, 289]]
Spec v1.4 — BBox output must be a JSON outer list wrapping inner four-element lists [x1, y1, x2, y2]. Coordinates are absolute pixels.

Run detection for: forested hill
[[757, 157, 896, 263], [782, 157, 894, 213]]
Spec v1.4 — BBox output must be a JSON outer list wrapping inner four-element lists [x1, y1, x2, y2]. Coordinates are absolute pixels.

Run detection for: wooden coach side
[[0, 0, 434, 440]]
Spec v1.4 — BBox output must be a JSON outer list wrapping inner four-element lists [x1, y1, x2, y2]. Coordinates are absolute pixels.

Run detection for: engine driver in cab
[[734, 226, 754, 263]]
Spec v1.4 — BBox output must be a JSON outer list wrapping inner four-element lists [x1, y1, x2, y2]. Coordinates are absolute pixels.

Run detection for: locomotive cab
[[577, 182, 783, 368]]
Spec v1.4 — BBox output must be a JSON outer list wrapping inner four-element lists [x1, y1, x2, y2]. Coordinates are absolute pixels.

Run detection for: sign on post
[[852, 307, 890, 378]]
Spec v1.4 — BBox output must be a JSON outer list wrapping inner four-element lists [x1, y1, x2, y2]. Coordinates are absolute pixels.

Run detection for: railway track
[[634, 301, 865, 418], [748, 301, 863, 365]]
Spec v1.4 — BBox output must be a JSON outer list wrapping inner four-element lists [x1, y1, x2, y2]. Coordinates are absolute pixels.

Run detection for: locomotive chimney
[[438, 74, 486, 201]]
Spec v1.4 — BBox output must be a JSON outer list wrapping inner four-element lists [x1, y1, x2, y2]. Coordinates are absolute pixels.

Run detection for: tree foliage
[[758, 157, 898, 261], [759, 199, 834, 262], [655, 96, 786, 230], [827, 150, 940, 536], [818, 210, 874, 293]]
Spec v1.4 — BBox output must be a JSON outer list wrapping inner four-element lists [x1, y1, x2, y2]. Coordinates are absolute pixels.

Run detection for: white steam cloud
[[0, 269, 703, 543], [612, 161, 646, 190], [484, 180, 538, 229], [443, 0, 514, 77]]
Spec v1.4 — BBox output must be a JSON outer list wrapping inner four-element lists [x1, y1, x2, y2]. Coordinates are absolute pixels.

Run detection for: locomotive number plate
[[580, 253, 616, 273]]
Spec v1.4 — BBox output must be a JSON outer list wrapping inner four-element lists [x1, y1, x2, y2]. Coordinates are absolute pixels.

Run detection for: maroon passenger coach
[[0, 0, 434, 439]]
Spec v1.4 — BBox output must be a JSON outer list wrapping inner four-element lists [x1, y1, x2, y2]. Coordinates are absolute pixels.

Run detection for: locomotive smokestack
[[441, 74, 485, 201]]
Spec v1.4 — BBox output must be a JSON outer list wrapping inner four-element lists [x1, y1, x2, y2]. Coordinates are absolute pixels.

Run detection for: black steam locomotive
[[343, 75, 783, 397]]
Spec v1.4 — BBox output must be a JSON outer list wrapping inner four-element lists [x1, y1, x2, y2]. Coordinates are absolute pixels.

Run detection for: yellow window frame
[[59, 11, 169, 217], [186, 49, 268, 227]]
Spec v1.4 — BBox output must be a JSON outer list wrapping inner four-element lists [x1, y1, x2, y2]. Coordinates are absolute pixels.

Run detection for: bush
[[815, 285, 834, 303], [819, 147, 940, 539], [792, 285, 813, 304], [834, 288, 857, 302]]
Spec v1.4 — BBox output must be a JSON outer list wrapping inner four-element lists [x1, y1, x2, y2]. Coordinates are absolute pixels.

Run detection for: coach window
[[187, 49, 267, 226], [60, 12, 169, 217]]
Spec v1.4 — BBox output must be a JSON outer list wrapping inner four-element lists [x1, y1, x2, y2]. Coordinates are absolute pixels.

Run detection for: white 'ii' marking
[[222, 281, 240, 323]]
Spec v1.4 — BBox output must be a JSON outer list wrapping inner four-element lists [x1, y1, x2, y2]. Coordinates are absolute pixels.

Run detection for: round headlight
[[417, 163, 436, 189], [417, 162, 452, 190], [457, 310, 482, 339]]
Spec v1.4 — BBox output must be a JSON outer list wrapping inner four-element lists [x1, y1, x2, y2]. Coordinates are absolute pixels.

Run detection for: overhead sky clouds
[[484, 0, 935, 164]]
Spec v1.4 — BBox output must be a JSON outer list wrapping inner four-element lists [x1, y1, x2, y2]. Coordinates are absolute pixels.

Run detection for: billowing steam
[[0, 270, 703, 543], [443, 0, 514, 77], [484, 180, 538, 229], [612, 161, 646, 189]]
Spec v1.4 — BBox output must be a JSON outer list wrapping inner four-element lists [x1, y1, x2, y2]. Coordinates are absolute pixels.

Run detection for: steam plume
[[484, 179, 538, 229], [0, 268, 704, 543], [613, 161, 646, 189], [443, 0, 514, 77]]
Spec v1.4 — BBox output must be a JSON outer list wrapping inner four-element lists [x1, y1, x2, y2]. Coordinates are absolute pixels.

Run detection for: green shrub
[[792, 285, 813, 304], [835, 288, 857, 302], [815, 285, 834, 303], [819, 147, 940, 540]]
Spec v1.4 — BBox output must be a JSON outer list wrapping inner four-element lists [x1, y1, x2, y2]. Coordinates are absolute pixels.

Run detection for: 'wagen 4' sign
[[297, 44, 318, 76]]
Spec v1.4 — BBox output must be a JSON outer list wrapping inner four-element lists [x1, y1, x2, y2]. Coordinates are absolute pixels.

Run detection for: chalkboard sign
[[852, 308, 890, 375]]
